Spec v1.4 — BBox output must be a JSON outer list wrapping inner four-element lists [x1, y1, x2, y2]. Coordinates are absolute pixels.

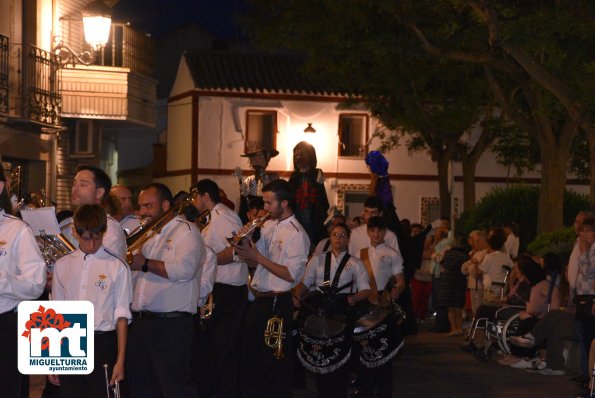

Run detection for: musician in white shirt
[[52, 204, 132, 397], [127, 183, 205, 398], [59, 165, 127, 260], [192, 178, 248, 397], [294, 222, 370, 398], [0, 167, 46, 397], [235, 179, 309, 398], [348, 196, 401, 256]]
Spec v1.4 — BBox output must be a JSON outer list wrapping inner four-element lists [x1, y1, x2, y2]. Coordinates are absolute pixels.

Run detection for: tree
[[395, 0, 594, 230], [242, 0, 491, 217]]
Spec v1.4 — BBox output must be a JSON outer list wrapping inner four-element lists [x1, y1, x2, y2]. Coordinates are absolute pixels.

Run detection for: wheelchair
[[462, 265, 525, 361]]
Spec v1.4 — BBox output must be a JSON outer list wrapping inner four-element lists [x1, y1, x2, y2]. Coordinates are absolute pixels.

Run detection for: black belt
[[95, 330, 116, 335], [132, 311, 193, 318], [251, 290, 291, 299]]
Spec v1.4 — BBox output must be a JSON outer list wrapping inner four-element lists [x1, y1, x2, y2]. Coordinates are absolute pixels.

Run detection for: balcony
[[25, 46, 61, 127], [59, 23, 156, 128]]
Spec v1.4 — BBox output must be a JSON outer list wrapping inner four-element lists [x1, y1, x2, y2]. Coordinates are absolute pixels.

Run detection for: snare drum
[[353, 302, 404, 368], [298, 313, 352, 374]]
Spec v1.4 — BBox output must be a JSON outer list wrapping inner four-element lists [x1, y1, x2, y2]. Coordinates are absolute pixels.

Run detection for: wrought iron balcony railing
[[93, 23, 154, 77], [25, 45, 61, 126]]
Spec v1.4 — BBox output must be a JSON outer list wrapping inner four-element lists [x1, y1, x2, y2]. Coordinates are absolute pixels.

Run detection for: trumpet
[[264, 314, 285, 360], [200, 292, 215, 321], [226, 213, 271, 247], [103, 363, 120, 398]]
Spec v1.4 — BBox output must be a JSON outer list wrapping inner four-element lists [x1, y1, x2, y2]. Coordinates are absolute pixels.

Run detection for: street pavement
[[293, 322, 586, 398], [30, 324, 587, 397]]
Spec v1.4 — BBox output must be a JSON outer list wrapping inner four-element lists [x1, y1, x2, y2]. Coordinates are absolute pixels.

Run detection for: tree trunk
[[437, 151, 452, 218], [537, 143, 571, 233], [462, 159, 477, 211]]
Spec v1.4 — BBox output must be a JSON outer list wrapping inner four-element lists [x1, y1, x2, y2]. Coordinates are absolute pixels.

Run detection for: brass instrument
[[103, 363, 120, 398], [264, 314, 285, 359], [200, 293, 215, 321], [37, 231, 76, 269], [126, 189, 199, 264], [226, 213, 271, 247], [196, 209, 211, 231], [8, 166, 22, 210]]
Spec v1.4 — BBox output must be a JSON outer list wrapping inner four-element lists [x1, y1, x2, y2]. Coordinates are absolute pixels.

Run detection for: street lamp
[[53, 0, 112, 67], [303, 123, 316, 133]]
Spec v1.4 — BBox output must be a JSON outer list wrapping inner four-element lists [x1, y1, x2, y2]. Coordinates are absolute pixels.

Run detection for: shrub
[[526, 226, 575, 257], [456, 184, 590, 251]]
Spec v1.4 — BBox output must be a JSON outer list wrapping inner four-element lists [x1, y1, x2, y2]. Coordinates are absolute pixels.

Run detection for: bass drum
[[353, 302, 404, 368], [298, 314, 351, 374]]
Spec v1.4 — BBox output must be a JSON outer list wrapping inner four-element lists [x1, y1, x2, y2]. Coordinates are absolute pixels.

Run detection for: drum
[[298, 314, 351, 374], [353, 302, 404, 368]]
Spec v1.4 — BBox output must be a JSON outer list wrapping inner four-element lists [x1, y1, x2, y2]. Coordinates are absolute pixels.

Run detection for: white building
[[156, 50, 588, 223]]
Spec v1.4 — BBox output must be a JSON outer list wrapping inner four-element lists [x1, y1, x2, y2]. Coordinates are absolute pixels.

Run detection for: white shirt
[[132, 216, 205, 313], [60, 215, 127, 261], [360, 243, 403, 290], [348, 225, 401, 257], [52, 247, 132, 331], [201, 203, 247, 286], [479, 250, 513, 284], [504, 234, 519, 259], [568, 238, 580, 290], [199, 246, 217, 306], [312, 238, 331, 255], [251, 215, 310, 292], [120, 214, 142, 236], [0, 210, 46, 313], [302, 251, 369, 294]]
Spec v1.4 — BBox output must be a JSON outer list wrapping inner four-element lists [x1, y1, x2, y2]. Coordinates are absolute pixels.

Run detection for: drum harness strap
[[321, 251, 352, 294], [359, 248, 379, 303]]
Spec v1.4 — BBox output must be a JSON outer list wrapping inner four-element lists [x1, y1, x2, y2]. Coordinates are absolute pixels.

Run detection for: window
[[245, 110, 277, 152], [338, 114, 368, 157], [69, 120, 100, 157]]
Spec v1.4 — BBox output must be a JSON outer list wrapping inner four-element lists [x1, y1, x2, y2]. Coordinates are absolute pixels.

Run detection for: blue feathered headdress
[[365, 151, 389, 176]]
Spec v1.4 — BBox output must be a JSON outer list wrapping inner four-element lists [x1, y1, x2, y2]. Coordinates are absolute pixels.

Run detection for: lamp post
[[53, 0, 112, 67], [303, 123, 316, 134]]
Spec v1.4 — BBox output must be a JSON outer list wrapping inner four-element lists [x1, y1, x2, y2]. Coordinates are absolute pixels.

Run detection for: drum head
[[354, 306, 390, 334], [304, 314, 345, 338]]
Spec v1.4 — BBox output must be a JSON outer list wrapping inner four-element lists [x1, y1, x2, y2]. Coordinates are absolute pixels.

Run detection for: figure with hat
[[289, 141, 329, 252], [236, 146, 279, 224]]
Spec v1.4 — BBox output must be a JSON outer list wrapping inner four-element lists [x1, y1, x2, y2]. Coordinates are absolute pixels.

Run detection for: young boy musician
[[52, 204, 132, 397]]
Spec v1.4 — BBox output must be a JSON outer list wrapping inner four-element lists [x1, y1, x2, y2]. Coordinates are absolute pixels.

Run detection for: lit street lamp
[[52, 0, 112, 67]]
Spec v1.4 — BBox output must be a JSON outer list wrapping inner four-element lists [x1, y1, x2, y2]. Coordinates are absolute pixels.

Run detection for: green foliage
[[526, 227, 576, 257], [490, 118, 539, 178], [456, 185, 590, 249]]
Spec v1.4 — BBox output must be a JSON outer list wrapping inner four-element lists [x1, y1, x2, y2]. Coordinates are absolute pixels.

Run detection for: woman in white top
[[502, 221, 520, 260], [475, 227, 514, 300]]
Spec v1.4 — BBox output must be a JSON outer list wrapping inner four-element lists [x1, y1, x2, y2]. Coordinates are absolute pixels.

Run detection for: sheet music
[[20, 207, 61, 236]]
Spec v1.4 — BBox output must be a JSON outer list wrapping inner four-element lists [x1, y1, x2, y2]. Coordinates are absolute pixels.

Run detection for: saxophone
[[226, 213, 271, 247]]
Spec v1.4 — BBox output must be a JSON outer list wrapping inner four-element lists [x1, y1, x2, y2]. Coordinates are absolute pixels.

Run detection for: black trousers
[[59, 331, 117, 398], [356, 361, 394, 398], [195, 283, 247, 398], [126, 315, 196, 398], [240, 294, 294, 398], [0, 311, 28, 398]]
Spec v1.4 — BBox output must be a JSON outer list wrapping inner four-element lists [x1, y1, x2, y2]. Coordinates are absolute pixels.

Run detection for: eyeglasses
[[332, 233, 347, 238]]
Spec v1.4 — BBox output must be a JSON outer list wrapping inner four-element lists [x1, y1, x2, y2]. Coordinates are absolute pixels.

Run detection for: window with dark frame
[[245, 110, 277, 152], [338, 114, 368, 158]]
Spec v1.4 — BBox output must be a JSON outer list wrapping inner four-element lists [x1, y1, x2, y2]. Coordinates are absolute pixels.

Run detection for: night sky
[[111, 0, 247, 39]]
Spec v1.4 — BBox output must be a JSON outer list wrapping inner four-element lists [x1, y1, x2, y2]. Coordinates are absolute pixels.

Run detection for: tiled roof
[[184, 50, 349, 96]]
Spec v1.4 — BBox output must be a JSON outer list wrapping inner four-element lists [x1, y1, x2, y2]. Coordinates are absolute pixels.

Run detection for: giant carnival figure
[[236, 147, 279, 224], [365, 150, 431, 336], [289, 141, 329, 251]]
